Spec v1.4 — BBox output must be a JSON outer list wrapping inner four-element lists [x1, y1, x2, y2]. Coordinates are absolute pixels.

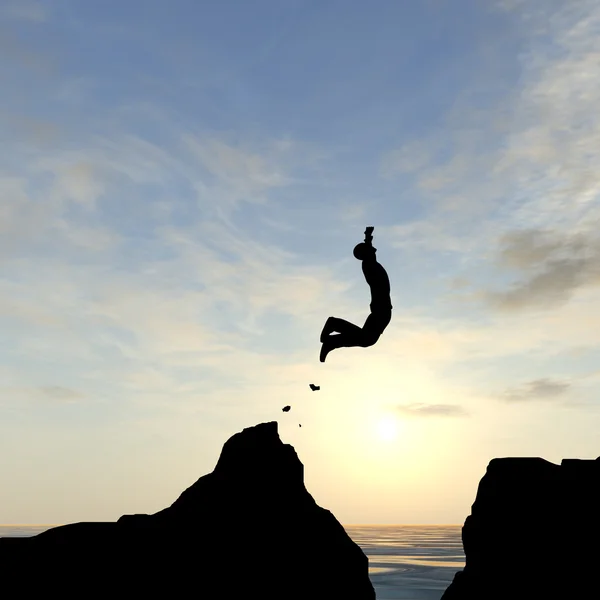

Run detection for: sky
[[2, 0, 600, 525]]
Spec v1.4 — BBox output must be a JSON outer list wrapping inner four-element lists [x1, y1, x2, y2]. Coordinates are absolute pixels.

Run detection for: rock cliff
[[0, 421, 375, 600], [441, 456, 600, 599]]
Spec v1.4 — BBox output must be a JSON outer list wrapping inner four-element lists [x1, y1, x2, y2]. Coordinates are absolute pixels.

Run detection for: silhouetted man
[[319, 227, 392, 362]]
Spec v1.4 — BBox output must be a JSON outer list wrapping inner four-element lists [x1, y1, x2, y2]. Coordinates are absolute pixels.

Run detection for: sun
[[376, 417, 398, 442]]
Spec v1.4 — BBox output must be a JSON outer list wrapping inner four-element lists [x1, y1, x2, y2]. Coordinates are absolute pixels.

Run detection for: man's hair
[[353, 243, 376, 260]]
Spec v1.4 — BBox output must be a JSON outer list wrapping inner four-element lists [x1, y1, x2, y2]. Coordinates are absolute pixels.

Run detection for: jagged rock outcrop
[[441, 457, 600, 600], [0, 422, 375, 599]]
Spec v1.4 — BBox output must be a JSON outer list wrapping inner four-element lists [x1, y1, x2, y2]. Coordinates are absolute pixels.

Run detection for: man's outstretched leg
[[319, 334, 343, 363], [319, 311, 391, 362], [320, 317, 335, 343], [320, 316, 362, 343], [319, 317, 366, 362]]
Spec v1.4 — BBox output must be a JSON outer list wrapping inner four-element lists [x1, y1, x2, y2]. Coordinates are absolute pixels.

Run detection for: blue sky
[[2, 0, 600, 525]]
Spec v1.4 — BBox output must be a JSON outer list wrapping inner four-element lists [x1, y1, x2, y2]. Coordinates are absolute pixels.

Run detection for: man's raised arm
[[364, 226, 374, 248]]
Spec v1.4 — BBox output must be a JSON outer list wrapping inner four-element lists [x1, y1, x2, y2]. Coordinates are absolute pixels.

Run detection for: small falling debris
[[309, 384, 320, 391], [282, 405, 291, 412], [299, 424, 302, 427]]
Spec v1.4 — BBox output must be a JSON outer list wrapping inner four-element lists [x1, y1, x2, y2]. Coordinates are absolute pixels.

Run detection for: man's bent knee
[[359, 332, 380, 348]]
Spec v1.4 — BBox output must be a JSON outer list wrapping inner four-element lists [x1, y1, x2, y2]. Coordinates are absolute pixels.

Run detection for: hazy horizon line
[[0, 523, 464, 527]]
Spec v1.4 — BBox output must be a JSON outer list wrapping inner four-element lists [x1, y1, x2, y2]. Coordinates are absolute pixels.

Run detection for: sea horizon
[[0, 523, 463, 526]]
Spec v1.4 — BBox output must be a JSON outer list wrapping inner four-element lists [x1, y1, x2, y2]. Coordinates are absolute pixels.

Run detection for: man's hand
[[364, 226, 374, 245]]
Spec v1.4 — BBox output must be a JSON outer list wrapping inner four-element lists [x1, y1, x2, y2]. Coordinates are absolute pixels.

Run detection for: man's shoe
[[319, 341, 332, 363]]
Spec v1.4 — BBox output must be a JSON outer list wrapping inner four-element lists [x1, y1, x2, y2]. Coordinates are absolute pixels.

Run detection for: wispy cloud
[[395, 403, 469, 417], [480, 228, 600, 311], [40, 386, 84, 402], [4, 0, 600, 525], [183, 135, 291, 193], [0, 114, 358, 416], [2, 1, 46, 23], [1, 385, 84, 405], [379, 139, 438, 180], [37, 159, 106, 208], [380, 0, 600, 265], [497, 378, 571, 402]]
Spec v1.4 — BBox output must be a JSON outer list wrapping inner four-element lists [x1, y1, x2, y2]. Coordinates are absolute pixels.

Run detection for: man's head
[[353, 243, 377, 261]]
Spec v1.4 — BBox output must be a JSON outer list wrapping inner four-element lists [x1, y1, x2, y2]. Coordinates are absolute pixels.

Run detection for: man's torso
[[362, 259, 393, 311]]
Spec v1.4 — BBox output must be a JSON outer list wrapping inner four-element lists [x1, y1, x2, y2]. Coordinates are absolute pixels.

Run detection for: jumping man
[[319, 226, 392, 362]]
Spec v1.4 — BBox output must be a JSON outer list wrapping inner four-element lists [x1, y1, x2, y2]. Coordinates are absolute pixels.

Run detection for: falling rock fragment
[[309, 384, 320, 391], [282, 405, 291, 412]]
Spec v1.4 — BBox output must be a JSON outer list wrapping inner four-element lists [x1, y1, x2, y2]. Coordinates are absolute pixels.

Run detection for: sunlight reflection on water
[[345, 525, 464, 600]]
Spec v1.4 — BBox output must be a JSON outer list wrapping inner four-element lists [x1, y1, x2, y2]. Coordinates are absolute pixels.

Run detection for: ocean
[[345, 526, 464, 599], [0, 524, 464, 599]]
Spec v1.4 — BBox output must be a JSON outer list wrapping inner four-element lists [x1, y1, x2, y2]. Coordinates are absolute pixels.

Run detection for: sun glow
[[376, 416, 399, 442]]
